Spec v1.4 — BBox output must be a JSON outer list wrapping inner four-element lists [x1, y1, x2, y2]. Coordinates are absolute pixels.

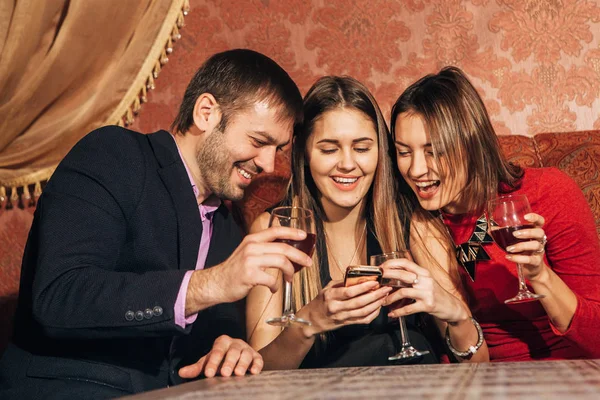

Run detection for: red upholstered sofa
[[1, 130, 599, 354]]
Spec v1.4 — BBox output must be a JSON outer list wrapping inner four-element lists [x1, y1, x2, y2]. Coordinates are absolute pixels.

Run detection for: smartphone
[[343, 265, 409, 288], [344, 265, 382, 287]]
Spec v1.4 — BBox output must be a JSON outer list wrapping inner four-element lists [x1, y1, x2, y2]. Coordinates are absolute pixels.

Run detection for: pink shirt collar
[[172, 135, 221, 219]]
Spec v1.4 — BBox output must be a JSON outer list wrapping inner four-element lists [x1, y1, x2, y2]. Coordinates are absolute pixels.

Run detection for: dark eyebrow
[[251, 130, 289, 148], [394, 140, 432, 147], [316, 137, 375, 144]]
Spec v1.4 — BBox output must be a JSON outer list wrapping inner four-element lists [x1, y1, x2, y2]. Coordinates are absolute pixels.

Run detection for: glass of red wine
[[487, 194, 545, 304], [371, 251, 430, 361], [266, 206, 316, 327]]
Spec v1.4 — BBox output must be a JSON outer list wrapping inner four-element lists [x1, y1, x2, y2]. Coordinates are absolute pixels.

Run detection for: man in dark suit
[[0, 49, 310, 398]]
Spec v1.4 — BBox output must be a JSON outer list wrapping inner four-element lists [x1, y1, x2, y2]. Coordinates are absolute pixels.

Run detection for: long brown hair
[[287, 76, 409, 310], [389, 66, 523, 297], [390, 66, 523, 214]]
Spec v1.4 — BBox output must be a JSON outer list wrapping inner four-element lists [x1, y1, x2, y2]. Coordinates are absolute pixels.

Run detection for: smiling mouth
[[414, 180, 440, 194], [238, 167, 252, 180], [332, 176, 359, 184]]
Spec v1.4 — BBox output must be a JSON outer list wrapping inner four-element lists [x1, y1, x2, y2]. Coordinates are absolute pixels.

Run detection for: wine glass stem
[[516, 263, 529, 292], [398, 316, 411, 347], [282, 280, 293, 316]]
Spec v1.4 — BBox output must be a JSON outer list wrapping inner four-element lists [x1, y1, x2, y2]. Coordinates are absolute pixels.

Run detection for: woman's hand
[[380, 258, 469, 324], [303, 280, 392, 335], [504, 213, 549, 282]]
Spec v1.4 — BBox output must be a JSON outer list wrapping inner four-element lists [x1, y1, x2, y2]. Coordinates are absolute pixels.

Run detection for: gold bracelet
[[445, 317, 484, 359]]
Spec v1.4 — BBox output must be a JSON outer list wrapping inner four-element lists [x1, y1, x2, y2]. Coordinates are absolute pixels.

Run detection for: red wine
[[276, 233, 316, 272], [490, 224, 534, 250]]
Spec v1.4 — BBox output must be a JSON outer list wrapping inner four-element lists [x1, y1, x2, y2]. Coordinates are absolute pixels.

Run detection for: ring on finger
[[412, 276, 419, 285], [535, 234, 548, 254]]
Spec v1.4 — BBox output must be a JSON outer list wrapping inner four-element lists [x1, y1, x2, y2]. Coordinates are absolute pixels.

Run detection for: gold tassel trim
[[107, 0, 188, 127], [140, 85, 148, 103], [146, 75, 155, 91], [0, 181, 42, 210], [0, 181, 47, 210], [0, 0, 188, 205], [172, 25, 181, 41], [34, 181, 42, 199]]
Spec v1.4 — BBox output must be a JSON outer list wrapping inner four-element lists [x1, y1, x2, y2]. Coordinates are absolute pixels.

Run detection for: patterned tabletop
[[122, 359, 600, 400]]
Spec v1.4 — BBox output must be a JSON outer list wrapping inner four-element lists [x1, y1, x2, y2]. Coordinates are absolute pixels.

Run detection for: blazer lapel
[[148, 131, 202, 270]]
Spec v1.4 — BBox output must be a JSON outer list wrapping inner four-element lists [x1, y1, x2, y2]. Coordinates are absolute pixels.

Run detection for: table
[[123, 359, 600, 399]]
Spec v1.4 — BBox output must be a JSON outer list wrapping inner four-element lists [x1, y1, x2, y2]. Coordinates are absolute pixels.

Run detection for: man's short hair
[[172, 49, 303, 133]]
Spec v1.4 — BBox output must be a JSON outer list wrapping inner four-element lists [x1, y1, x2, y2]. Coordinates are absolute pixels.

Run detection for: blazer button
[[135, 311, 144, 321], [125, 310, 135, 321], [144, 308, 153, 319], [153, 306, 163, 317]]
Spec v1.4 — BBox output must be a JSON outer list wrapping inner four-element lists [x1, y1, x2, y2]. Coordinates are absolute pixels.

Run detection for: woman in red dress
[[387, 66, 600, 361]]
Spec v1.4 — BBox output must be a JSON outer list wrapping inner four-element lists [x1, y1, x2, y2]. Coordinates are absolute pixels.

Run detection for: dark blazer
[[0, 127, 244, 398]]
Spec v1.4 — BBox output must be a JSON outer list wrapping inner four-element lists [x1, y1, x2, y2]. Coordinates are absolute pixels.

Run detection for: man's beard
[[196, 128, 248, 201]]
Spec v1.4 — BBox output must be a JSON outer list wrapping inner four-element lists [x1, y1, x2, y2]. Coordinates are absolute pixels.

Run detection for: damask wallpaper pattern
[[131, 0, 600, 136]]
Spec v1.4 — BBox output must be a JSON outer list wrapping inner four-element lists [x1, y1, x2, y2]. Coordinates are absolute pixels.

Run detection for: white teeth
[[238, 168, 251, 179], [332, 177, 358, 184], [415, 181, 437, 188]]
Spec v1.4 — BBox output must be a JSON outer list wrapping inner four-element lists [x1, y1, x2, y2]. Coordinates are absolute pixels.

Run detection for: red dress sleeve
[[535, 168, 600, 357]]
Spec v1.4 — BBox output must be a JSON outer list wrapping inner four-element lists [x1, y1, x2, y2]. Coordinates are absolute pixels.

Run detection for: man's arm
[[30, 128, 188, 338], [183, 226, 313, 315]]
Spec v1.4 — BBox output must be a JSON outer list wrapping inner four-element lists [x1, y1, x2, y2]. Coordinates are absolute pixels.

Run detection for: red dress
[[442, 168, 600, 361]]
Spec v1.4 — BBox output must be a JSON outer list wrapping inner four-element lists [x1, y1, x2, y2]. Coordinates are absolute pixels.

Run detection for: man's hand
[[186, 226, 313, 314], [178, 335, 263, 379]]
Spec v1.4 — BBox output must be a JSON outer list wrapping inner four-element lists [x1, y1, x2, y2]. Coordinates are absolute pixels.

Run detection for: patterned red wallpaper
[[131, 0, 600, 136]]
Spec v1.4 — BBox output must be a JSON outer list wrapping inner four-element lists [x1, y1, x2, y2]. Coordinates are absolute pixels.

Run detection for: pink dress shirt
[[172, 137, 221, 328]]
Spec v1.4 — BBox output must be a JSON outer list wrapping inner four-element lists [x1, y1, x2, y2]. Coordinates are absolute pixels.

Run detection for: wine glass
[[371, 251, 430, 361], [487, 194, 545, 304], [266, 206, 316, 327]]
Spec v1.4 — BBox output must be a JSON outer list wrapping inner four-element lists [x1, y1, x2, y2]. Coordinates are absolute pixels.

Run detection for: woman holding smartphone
[[246, 76, 481, 369], [388, 66, 600, 361]]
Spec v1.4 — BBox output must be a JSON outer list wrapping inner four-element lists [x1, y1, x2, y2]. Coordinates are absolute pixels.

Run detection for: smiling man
[[0, 49, 306, 399]]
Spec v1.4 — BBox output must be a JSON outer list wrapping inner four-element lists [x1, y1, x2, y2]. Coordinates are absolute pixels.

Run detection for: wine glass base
[[388, 346, 430, 361], [266, 314, 311, 327], [505, 291, 545, 304]]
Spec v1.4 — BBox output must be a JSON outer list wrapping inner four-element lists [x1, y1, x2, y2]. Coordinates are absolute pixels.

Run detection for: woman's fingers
[[341, 280, 381, 298], [524, 213, 545, 227], [346, 305, 383, 325], [388, 301, 422, 318], [326, 286, 391, 314], [381, 269, 419, 287], [334, 296, 385, 322], [381, 258, 430, 279]]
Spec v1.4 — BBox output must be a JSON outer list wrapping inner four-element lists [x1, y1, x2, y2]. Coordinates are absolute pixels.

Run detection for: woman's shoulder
[[522, 167, 581, 196], [523, 166, 574, 185]]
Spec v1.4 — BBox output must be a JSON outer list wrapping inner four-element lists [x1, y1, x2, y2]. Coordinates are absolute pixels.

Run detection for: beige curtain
[[0, 0, 188, 207]]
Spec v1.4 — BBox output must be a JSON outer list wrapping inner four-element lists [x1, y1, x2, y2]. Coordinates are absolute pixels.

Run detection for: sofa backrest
[[498, 130, 600, 238]]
